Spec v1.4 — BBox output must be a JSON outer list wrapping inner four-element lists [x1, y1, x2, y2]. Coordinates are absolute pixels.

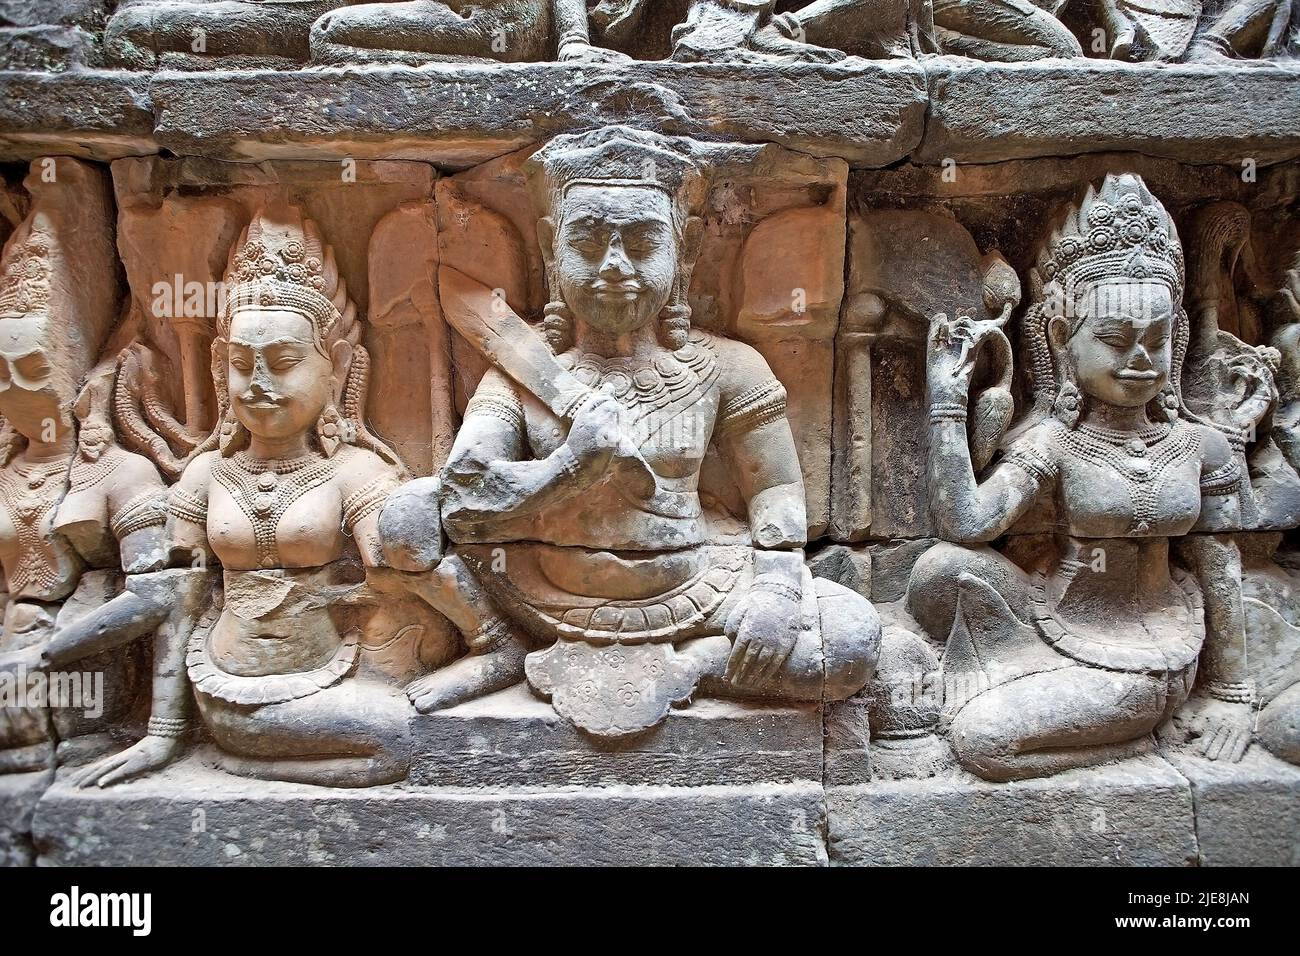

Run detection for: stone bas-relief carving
[[1, 21, 1300, 861], [0, 158, 169, 775], [874, 173, 1259, 782], [382, 127, 881, 737], [78, 0, 1299, 66]]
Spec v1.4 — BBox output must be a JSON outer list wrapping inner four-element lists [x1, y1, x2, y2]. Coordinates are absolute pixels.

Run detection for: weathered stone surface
[[828, 756, 1200, 866], [0, 770, 50, 867], [0, 70, 153, 160], [1169, 748, 1300, 866], [410, 685, 822, 788], [920, 58, 1300, 166], [34, 756, 828, 865], [147, 61, 927, 167]]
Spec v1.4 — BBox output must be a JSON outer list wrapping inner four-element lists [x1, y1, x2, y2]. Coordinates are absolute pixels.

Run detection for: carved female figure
[[76, 203, 414, 788], [386, 127, 880, 737], [904, 173, 1253, 781], [0, 159, 170, 774]]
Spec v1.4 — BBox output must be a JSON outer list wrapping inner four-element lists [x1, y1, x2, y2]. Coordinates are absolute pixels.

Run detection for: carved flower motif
[[1146, 229, 1169, 251], [281, 240, 306, 263], [1056, 237, 1083, 261], [305, 257, 321, 273], [310, 276, 326, 291], [605, 647, 625, 670], [1122, 220, 1148, 244], [643, 657, 664, 678], [259, 289, 277, 307], [1041, 261, 1058, 279], [258, 257, 278, 276], [1087, 202, 1115, 226], [23, 257, 46, 279], [616, 682, 640, 707], [578, 680, 598, 701], [1088, 227, 1116, 251], [1120, 194, 1144, 215], [285, 263, 308, 283]]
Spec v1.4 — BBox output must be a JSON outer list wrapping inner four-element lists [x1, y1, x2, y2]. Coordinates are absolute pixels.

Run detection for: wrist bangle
[[1207, 680, 1255, 704], [750, 576, 801, 603], [929, 402, 968, 424], [147, 715, 188, 739]]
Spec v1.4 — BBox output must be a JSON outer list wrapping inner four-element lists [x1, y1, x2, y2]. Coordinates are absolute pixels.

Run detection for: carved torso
[[0, 454, 80, 604]]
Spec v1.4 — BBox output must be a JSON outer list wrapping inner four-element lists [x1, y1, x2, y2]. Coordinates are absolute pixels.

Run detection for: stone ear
[[681, 215, 704, 271], [537, 216, 556, 265], [330, 338, 353, 402]]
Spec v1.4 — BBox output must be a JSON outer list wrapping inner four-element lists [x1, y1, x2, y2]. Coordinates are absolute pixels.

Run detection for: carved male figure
[[385, 127, 880, 737]]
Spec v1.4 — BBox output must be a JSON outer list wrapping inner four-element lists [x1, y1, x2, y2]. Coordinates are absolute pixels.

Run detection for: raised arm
[[926, 314, 1047, 542]]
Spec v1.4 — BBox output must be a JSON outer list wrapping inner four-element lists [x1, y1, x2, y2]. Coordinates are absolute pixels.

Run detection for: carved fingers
[[928, 313, 1006, 401], [724, 589, 801, 688]]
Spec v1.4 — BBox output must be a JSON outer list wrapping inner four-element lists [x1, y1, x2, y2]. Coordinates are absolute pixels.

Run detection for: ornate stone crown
[[525, 125, 706, 219], [222, 202, 351, 344], [1036, 173, 1184, 299]]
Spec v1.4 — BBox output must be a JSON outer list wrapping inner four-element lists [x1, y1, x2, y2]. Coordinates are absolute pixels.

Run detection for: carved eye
[[230, 357, 253, 373], [270, 357, 303, 371], [1095, 332, 1130, 348]]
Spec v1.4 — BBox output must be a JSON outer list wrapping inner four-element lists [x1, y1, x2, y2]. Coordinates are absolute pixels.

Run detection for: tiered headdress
[[1023, 173, 1188, 427], [220, 201, 356, 351], [523, 126, 706, 353], [201, 201, 400, 469]]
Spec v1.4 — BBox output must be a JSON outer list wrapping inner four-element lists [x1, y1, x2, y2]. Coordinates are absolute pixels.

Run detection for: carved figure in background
[[382, 126, 880, 737], [75, 203, 416, 788], [0, 159, 169, 774], [902, 173, 1253, 781], [311, 0, 629, 65]]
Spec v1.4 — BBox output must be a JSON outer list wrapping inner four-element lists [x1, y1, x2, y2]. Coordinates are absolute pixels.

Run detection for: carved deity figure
[[74, 203, 416, 788], [0, 159, 170, 774], [902, 173, 1254, 781], [104, 0, 623, 67], [383, 127, 880, 738]]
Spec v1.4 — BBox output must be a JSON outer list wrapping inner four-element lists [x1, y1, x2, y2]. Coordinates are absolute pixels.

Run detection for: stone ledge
[[1168, 748, 1300, 866], [411, 685, 823, 788], [0, 69, 153, 160], [827, 755, 1201, 866], [31, 758, 828, 866], [1, 60, 1297, 167], [920, 57, 1300, 167], [0, 770, 50, 867]]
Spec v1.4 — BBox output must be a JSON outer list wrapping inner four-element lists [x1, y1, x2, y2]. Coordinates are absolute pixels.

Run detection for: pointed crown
[[1036, 173, 1184, 300], [221, 201, 356, 349]]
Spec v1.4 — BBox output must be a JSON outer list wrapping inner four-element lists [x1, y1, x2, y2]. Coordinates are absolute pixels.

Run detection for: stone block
[[33, 756, 828, 866], [410, 684, 823, 788], [1168, 748, 1300, 866], [827, 755, 1199, 866], [0, 770, 51, 867]]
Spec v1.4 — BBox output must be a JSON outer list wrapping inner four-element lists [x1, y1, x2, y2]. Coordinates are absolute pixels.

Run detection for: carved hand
[[69, 734, 183, 789], [927, 313, 999, 405], [566, 393, 628, 476], [724, 581, 802, 688], [1178, 695, 1254, 763]]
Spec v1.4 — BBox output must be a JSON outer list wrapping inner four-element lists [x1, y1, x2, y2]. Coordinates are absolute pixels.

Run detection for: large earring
[[217, 411, 245, 455], [317, 402, 343, 457], [1052, 380, 1083, 428], [658, 303, 691, 351], [1153, 385, 1181, 424], [542, 301, 574, 355]]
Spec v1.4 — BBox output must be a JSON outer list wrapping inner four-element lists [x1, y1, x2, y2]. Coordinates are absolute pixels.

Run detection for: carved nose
[[599, 242, 633, 279]]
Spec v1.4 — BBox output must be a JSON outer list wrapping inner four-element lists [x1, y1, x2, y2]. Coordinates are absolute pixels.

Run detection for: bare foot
[[406, 634, 528, 713]]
